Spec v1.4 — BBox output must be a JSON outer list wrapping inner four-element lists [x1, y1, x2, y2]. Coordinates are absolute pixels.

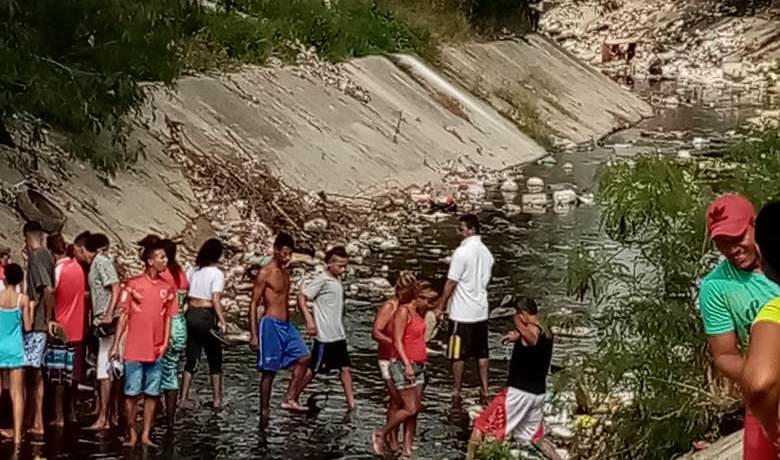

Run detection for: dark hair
[[142, 240, 167, 266], [514, 297, 538, 315], [4, 263, 23, 286], [414, 280, 438, 299], [458, 214, 480, 234], [47, 234, 67, 256], [160, 239, 183, 283], [756, 201, 780, 281], [137, 234, 161, 249], [23, 221, 44, 235], [85, 233, 110, 253], [274, 232, 295, 250], [74, 231, 91, 246], [195, 238, 223, 268], [325, 246, 348, 263]]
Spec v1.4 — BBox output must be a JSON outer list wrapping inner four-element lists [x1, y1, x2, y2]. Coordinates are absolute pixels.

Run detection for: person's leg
[[402, 380, 423, 456], [30, 368, 44, 434], [52, 383, 65, 426], [8, 369, 24, 445], [452, 360, 465, 400], [475, 321, 490, 403], [385, 381, 402, 452], [284, 359, 312, 409], [181, 314, 203, 405], [340, 367, 356, 411], [374, 387, 418, 454], [140, 396, 158, 447], [88, 335, 112, 430], [478, 358, 490, 402], [164, 390, 177, 428], [467, 429, 485, 460], [124, 396, 139, 446], [282, 326, 314, 408], [259, 371, 275, 420], [203, 327, 223, 409]]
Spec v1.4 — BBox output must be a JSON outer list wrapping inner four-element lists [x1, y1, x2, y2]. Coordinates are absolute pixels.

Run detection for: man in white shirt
[[436, 214, 494, 403]]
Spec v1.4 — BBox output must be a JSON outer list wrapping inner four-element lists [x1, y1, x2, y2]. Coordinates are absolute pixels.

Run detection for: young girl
[[0, 264, 34, 446], [372, 271, 416, 452], [373, 280, 438, 456]]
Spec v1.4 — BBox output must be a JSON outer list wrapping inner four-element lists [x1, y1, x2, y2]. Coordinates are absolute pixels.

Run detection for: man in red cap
[[699, 193, 780, 459]]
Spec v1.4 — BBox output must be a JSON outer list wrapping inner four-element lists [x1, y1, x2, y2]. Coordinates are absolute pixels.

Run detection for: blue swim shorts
[[256, 317, 309, 373]]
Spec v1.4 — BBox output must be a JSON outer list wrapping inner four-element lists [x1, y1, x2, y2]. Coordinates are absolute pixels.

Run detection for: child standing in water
[[0, 264, 34, 446]]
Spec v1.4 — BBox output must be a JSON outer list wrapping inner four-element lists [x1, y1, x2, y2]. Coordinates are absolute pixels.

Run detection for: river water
[[3, 83, 774, 460]]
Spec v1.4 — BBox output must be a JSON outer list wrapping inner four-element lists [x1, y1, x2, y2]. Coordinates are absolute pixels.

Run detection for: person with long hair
[[159, 239, 189, 427], [373, 280, 438, 456], [0, 264, 34, 447], [181, 238, 227, 410], [372, 271, 416, 452]]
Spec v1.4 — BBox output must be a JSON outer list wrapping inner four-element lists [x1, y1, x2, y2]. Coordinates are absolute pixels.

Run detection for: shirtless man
[[249, 233, 312, 421]]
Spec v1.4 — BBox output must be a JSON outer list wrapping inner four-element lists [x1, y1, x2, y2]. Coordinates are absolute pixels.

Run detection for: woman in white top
[[180, 239, 227, 410]]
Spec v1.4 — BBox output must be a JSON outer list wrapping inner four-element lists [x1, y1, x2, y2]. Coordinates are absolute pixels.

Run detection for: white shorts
[[378, 359, 391, 381], [474, 387, 545, 443], [96, 336, 114, 381]]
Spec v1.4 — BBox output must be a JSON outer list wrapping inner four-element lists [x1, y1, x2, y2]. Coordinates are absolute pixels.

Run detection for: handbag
[[93, 318, 118, 338]]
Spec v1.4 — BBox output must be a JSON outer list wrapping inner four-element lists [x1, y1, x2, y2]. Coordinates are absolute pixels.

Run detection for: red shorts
[[744, 411, 777, 460], [474, 387, 545, 443]]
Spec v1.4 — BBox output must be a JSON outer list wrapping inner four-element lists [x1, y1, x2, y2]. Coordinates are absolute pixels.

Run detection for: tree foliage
[[561, 126, 780, 459]]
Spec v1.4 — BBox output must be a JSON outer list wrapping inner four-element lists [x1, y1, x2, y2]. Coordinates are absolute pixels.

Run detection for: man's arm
[[708, 332, 744, 382], [435, 280, 457, 317], [742, 321, 780, 440], [249, 268, 267, 350], [43, 286, 55, 324], [296, 290, 317, 337], [103, 282, 121, 323]]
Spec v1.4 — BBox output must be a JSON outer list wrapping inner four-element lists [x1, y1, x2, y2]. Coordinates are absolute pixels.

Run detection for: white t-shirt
[[447, 235, 494, 323], [301, 270, 345, 343], [186, 266, 225, 300]]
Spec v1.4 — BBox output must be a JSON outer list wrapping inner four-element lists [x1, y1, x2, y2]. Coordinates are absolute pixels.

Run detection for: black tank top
[[506, 325, 554, 395]]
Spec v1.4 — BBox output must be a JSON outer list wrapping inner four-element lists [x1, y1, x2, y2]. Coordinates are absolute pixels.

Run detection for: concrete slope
[[146, 55, 545, 196], [438, 35, 654, 145]]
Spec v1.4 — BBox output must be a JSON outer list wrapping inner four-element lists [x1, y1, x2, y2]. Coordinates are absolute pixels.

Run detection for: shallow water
[[2, 82, 773, 460]]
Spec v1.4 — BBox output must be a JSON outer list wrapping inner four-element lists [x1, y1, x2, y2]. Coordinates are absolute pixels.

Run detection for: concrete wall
[[0, 36, 650, 250]]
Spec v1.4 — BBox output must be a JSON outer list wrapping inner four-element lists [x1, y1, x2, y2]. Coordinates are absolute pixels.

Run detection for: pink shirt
[[54, 258, 86, 343], [121, 274, 179, 362]]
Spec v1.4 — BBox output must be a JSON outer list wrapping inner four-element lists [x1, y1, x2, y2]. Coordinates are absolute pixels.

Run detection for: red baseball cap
[[706, 194, 756, 239]]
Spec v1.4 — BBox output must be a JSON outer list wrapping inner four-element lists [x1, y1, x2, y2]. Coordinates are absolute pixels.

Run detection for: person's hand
[[99, 314, 113, 325], [404, 362, 415, 382], [130, 288, 143, 302], [502, 330, 520, 345], [47, 321, 62, 338], [249, 335, 259, 352], [217, 320, 226, 334], [158, 344, 168, 358], [305, 321, 317, 338], [110, 346, 120, 361]]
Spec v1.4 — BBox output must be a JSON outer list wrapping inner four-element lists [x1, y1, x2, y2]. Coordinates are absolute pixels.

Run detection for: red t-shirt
[[54, 258, 86, 343], [121, 274, 179, 362]]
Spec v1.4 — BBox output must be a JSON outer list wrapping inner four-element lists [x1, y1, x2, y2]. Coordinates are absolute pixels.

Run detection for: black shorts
[[310, 340, 351, 374], [448, 320, 489, 360]]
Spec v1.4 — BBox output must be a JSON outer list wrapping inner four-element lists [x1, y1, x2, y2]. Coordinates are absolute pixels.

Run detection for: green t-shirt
[[699, 259, 780, 344]]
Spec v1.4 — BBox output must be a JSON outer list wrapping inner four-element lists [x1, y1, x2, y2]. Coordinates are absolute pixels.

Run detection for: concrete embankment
[[0, 35, 649, 249]]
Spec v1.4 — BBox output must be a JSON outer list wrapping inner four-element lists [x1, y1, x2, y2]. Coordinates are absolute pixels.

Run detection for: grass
[[493, 84, 555, 150], [377, 0, 475, 44]]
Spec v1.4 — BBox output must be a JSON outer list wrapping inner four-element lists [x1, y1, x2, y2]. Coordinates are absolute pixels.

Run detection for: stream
[[4, 82, 775, 460]]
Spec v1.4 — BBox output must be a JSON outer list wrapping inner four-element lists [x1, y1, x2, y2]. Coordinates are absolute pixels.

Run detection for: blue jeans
[[124, 359, 163, 397]]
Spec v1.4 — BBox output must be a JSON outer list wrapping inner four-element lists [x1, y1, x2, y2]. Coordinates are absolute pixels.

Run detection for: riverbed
[[4, 82, 774, 460]]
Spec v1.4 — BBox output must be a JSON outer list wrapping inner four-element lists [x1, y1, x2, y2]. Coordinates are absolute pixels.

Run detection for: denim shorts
[[390, 360, 425, 390], [124, 359, 163, 397]]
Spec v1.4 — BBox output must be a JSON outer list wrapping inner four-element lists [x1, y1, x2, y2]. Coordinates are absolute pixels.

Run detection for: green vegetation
[[1, 0, 535, 173], [561, 126, 780, 459], [494, 84, 555, 150]]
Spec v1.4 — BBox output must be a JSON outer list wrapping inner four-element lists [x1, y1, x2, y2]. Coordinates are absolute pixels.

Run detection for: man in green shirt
[[699, 194, 780, 459]]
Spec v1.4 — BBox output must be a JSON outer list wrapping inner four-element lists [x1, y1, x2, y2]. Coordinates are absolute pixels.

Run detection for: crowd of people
[[9, 194, 780, 458], [0, 212, 561, 458]]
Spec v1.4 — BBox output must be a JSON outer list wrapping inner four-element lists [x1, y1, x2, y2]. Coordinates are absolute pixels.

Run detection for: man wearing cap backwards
[[699, 194, 780, 459]]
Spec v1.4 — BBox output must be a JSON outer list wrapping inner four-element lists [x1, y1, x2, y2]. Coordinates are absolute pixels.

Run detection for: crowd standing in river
[[3, 200, 780, 458]]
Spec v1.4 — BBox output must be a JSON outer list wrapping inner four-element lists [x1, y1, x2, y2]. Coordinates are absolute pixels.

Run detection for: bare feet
[[49, 419, 65, 428], [27, 427, 45, 436], [372, 430, 385, 455], [280, 400, 308, 413], [85, 419, 109, 431], [0, 428, 13, 439], [141, 436, 159, 448], [123, 432, 138, 447], [179, 399, 194, 410]]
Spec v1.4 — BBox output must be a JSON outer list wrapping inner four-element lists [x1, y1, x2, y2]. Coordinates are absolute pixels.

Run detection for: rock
[[553, 189, 577, 206], [500, 178, 519, 192], [345, 241, 361, 256], [522, 193, 548, 213], [500, 191, 517, 203], [503, 203, 523, 216], [677, 149, 692, 160], [578, 193, 595, 206], [538, 155, 557, 166], [526, 176, 545, 194], [562, 162, 574, 173], [304, 217, 328, 232], [379, 238, 399, 251]]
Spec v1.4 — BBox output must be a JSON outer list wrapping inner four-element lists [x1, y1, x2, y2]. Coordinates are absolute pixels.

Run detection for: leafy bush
[[561, 127, 780, 459]]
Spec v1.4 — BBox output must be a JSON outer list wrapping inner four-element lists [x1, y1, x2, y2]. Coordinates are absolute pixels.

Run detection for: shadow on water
[[1, 83, 772, 459]]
